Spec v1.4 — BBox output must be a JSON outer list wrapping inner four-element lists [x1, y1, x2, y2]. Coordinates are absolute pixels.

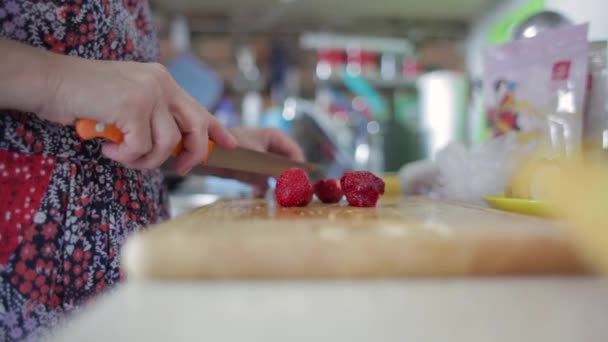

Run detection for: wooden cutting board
[[121, 197, 588, 280]]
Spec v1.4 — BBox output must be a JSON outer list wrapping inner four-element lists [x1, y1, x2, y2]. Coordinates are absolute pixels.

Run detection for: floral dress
[[0, 1, 168, 340]]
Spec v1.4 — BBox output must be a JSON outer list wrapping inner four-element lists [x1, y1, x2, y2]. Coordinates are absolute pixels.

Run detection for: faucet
[[282, 97, 383, 179]]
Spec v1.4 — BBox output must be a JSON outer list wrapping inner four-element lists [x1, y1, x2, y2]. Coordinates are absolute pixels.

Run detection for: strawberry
[[313, 179, 343, 203], [340, 171, 385, 207], [275, 168, 313, 207]]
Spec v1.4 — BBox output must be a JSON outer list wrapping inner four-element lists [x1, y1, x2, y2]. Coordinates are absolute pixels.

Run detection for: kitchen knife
[[75, 119, 318, 177]]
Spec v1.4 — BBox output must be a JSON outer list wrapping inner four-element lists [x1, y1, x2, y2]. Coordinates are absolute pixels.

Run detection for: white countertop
[[51, 277, 608, 342]]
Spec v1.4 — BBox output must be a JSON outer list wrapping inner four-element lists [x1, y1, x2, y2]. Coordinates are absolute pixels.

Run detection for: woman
[[0, 1, 303, 340]]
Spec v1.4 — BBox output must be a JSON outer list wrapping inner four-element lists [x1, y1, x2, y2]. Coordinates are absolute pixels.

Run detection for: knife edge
[[207, 145, 319, 178]]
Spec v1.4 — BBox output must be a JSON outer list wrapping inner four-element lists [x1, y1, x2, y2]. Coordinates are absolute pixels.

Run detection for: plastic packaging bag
[[483, 24, 589, 158]]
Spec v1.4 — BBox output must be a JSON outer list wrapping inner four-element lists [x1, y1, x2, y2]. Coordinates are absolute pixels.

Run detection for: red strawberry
[[313, 179, 343, 203], [340, 171, 385, 207], [275, 168, 313, 207]]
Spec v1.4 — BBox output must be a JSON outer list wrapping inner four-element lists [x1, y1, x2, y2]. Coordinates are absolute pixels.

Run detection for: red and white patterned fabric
[[0, 1, 168, 340]]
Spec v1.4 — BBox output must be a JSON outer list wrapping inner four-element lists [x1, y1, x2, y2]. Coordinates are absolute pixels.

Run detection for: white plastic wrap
[[399, 134, 536, 206]]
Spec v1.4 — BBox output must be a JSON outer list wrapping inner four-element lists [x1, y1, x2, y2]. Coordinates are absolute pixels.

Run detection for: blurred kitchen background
[[153, 0, 606, 216]]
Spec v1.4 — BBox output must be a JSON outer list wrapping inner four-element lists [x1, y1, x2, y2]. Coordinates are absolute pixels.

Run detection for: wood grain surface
[[121, 197, 588, 279]]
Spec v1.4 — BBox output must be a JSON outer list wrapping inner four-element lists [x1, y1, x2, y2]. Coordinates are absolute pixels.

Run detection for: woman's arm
[[0, 38, 236, 174], [0, 38, 60, 116]]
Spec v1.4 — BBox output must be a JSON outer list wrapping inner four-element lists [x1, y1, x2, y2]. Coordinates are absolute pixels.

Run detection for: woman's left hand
[[199, 127, 305, 196]]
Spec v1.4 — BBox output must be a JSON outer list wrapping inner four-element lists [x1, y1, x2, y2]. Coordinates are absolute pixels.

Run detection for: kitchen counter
[[52, 277, 608, 342]]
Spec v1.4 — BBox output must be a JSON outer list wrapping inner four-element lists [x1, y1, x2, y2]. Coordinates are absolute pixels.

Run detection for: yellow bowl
[[484, 195, 556, 217]]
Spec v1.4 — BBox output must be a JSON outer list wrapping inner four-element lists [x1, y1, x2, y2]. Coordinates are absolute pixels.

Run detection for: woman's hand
[[49, 58, 236, 174], [0, 38, 235, 175], [200, 127, 305, 196]]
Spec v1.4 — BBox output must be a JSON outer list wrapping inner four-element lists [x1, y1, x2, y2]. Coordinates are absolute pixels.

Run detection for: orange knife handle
[[75, 119, 124, 144], [204, 140, 215, 164], [75, 119, 215, 164], [172, 141, 184, 156], [171, 140, 215, 164]]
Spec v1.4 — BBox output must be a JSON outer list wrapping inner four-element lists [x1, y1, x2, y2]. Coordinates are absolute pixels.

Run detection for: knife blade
[[206, 144, 317, 177], [75, 119, 318, 177]]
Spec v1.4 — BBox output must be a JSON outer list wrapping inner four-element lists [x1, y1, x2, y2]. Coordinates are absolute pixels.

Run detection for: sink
[[167, 175, 256, 217], [168, 193, 220, 217]]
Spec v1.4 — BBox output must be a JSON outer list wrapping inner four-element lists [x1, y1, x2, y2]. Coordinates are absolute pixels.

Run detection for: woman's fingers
[[172, 100, 208, 174], [171, 91, 236, 175], [129, 111, 181, 170], [174, 124, 208, 176], [182, 91, 237, 149], [208, 115, 237, 148], [101, 120, 153, 167], [263, 128, 305, 161]]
